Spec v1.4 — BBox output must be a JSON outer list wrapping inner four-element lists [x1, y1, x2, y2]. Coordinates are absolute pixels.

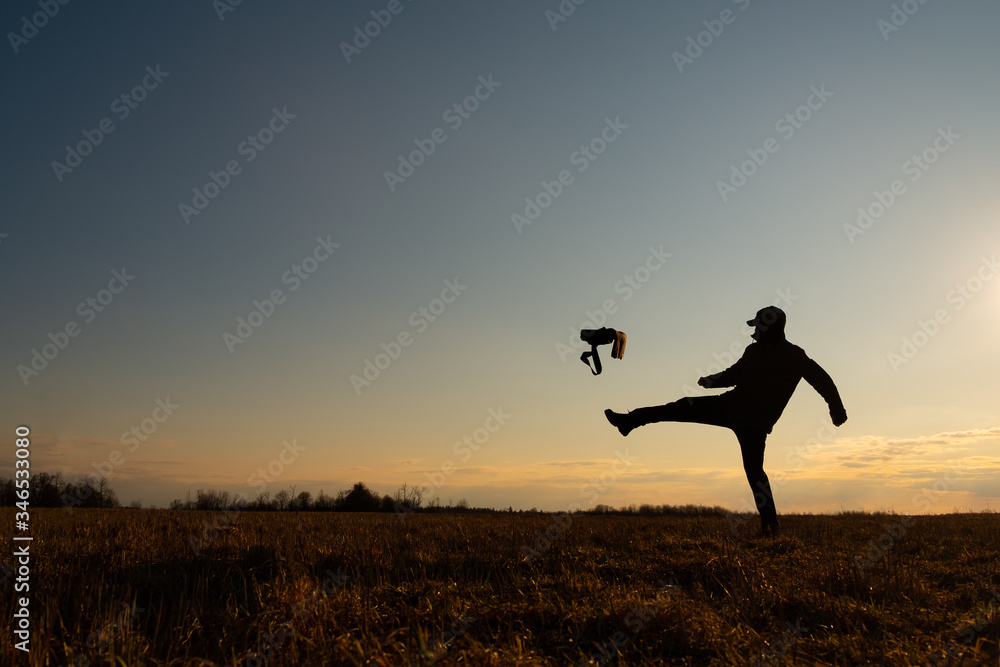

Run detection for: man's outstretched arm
[[697, 348, 749, 388], [802, 358, 847, 426]]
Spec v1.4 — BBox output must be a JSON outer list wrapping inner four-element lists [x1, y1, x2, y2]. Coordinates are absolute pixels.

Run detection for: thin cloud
[[531, 458, 639, 469], [803, 426, 1000, 464]]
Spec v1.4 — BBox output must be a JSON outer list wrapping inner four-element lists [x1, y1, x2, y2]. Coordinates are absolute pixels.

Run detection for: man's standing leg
[[734, 429, 779, 536]]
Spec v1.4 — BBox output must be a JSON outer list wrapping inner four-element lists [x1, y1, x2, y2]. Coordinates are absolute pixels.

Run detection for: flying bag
[[580, 328, 626, 375]]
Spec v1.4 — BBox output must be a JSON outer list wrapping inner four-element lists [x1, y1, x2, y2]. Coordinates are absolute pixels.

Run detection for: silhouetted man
[[604, 306, 847, 536]]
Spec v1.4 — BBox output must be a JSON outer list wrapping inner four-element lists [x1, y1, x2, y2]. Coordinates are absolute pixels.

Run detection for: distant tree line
[[0, 472, 123, 509], [0, 472, 732, 516], [165, 484, 732, 517], [167, 482, 472, 513]]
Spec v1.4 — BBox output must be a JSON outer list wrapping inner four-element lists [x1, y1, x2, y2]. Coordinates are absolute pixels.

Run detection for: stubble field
[[2, 509, 998, 665]]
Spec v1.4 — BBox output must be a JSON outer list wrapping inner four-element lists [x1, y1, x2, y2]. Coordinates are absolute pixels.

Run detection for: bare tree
[[0, 478, 14, 505], [31, 472, 63, 507], [394, 483, 424, 510], [314, 490, 333, 511], [274, 489, 291, 511], [97, 477, 119, 508], [253, 490, 274, 511]]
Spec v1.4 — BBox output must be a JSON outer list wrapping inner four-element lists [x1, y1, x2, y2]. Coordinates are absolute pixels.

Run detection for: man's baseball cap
[[747, 306, 786, 329]]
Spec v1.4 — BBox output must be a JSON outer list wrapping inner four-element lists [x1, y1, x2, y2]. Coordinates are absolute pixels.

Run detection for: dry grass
[[2, 509, 998, 665]]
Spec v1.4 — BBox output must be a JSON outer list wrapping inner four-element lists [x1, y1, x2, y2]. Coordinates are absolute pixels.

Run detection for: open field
[[2, 509, 998, 665]]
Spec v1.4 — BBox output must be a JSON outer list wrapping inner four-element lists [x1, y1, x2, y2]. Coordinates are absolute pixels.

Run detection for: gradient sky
[[2, 1, 998, 513]]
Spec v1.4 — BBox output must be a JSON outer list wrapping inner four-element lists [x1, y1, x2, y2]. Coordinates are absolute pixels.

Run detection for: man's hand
[[831, 407, 847, 427], [697, 376, 711, 388]]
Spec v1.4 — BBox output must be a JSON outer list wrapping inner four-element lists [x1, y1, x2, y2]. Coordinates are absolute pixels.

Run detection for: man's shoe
[[605, 409, 635, 437]]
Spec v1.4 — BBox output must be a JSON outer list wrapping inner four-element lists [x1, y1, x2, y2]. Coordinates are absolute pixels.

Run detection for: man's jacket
[[702, 338, 845, 433]]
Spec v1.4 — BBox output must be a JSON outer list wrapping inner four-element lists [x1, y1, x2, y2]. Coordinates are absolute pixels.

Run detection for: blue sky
[[2, 1, 999, 512]]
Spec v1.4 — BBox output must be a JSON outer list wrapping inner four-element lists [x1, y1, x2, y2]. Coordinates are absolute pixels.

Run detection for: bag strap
[[580, 346, 603, 375]]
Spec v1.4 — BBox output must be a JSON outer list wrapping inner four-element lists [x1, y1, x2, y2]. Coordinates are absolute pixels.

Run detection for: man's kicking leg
[[606, 400, 780, 535], [605, 396, 730, 436], [734, 429, 779, 536]]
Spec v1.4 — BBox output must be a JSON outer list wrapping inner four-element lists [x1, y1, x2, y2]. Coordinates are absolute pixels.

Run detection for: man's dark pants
[[629, 395, 777, 527]]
